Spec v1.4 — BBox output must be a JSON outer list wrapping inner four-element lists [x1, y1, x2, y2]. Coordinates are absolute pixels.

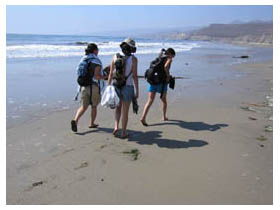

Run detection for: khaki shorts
[[81, 85, 101, 107]]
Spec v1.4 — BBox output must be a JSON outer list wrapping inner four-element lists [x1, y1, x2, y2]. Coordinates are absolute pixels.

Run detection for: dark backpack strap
[[121, 56, 133, 89], [89, 84, 92, 106], [125, 69, 133, 81]]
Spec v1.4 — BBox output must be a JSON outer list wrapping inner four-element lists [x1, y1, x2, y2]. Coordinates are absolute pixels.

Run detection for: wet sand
[[6, 58, 272, 204]]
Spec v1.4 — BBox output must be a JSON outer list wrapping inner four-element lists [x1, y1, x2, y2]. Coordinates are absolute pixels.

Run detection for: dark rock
[[248, 117, 258, 120], [233, 55, 249, 59], [32, 181, 43, 187]]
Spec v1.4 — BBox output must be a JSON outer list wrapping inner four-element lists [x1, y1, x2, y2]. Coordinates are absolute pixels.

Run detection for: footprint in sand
[[74, 162, 88, 170], [100, 144, 107, 149]]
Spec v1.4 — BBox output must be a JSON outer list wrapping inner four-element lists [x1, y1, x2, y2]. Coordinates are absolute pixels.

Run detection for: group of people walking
[[71, 38, 176, 139]]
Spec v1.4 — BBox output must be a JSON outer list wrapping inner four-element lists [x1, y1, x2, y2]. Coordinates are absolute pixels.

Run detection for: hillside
[[163, 22, 273, 45]]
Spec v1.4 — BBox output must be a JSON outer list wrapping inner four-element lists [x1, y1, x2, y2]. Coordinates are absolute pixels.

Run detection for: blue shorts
[[115, 85, 134, 102], [148, 83, 168, 93]]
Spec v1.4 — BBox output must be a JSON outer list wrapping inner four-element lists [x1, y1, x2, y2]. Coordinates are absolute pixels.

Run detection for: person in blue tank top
[[141, 48, 175, 126]]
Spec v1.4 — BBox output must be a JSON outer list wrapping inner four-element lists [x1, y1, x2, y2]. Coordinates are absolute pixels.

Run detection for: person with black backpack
[[71, 43, 107, 132], [107, 38, 139, 139], [140, 48, 176, 126]]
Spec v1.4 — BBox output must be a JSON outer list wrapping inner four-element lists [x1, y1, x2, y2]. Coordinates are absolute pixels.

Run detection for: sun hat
[[120, 38, 136, 53]]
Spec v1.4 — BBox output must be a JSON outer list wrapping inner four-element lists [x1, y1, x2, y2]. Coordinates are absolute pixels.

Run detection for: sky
[[6, 5, 273, 35]]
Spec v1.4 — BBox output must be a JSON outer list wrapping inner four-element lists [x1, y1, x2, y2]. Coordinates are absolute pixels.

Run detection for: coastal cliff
[[163, 22, 273, 46]]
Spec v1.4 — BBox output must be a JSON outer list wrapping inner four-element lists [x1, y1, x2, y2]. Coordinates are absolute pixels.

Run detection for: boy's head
[[85, 43, 99, 55], [166, 48, 176, 58]]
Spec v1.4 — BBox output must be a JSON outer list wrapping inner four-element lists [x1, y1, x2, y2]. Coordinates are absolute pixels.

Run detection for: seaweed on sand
[[123, 149, 140, 160]]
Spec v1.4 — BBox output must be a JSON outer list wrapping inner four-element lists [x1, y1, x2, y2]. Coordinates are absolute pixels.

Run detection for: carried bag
[[77, 57, 94, 87], [145, 55, 167, 85], [113, 53, 130, 89], [169, 75, 175, 89], [101, 85, 120, 109]]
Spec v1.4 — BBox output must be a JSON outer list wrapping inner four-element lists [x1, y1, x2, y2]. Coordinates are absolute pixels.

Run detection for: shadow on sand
[[127, 130, 208, 149], [75, 127, 114, 136], [76, 127, 208, 149], [149, 120, 228, 132], [74, 120, 228, 149]]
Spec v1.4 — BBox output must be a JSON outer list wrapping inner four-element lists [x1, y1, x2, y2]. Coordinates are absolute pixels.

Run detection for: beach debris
[[242, 102, 266, 107], [123, 149, 140, 160], [240, 106, 256, 112], [264, 125, 273, 132], [185, 62, 189, 65], [32, 181, 44, 187], [259, 144, 264, 147], [256, 135, 267, 141], [74, 161, 88, 170], [233, 55, 249, 59], [247, 103, 265, 107], [100, 144, 107, 149], [248, 117, 258, 120], [101, 178, 104, 182], [242, 153, 249, 157], [268, 116, 273, 121], [24, 180, 46, 192], [265, 96, 273, 107]]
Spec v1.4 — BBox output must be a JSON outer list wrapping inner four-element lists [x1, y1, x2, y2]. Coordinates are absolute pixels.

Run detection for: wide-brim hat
[[120, 38, 136, 53]]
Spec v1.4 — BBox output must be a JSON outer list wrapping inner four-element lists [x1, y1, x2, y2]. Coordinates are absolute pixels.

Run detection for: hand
[[135, 92, 139, 99], [166, 75, 170, 82]]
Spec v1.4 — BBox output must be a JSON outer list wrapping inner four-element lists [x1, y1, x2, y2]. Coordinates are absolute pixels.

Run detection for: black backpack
[[145, 55, 167, 85]]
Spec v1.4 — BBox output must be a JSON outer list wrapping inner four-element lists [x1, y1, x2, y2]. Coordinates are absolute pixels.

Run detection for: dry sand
[[6, 61, 273, 204]]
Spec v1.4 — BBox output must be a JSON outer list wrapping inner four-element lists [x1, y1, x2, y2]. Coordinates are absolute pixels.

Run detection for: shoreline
[[6, 57, 273, 204]]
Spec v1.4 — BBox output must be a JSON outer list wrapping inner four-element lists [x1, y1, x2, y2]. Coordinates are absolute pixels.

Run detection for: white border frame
[[1, 1, 278, 209]]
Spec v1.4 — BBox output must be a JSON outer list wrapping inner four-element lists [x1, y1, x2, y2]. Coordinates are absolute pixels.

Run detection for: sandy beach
[[6, 54, 273, 204]]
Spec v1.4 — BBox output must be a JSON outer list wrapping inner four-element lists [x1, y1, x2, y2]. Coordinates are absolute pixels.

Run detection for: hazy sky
[[6, 5, 273, 35]]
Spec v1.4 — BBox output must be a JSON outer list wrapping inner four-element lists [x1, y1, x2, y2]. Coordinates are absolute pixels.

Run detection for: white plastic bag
[[101, 85, 120, 109]]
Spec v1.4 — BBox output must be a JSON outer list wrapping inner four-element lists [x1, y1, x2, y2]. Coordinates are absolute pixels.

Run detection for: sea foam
[[7, 41, 200, 59]]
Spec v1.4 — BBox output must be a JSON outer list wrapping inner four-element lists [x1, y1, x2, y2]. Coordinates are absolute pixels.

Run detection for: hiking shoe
[[71, 120, 77, 132]]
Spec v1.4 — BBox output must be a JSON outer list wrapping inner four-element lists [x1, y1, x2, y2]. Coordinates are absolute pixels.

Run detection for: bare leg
[[121, 101, 131, 138], [74, 105, 88, 125], [89, 106, 98, 127], [141, 92, 156, 125], [113, 101, 122, 135], [161, 92, 168, 120]]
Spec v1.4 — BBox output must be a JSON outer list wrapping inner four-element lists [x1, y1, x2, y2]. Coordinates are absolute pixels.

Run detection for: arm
[[107, 56, 115, 85], [132, 56, 139, 99], [164, 58, 172, 82], [93, 65, 106, 80]]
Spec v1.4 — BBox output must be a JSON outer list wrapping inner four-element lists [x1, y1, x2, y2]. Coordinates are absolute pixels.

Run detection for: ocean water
[[6, 33, 272, 128], [7, 33, 200, 59]]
